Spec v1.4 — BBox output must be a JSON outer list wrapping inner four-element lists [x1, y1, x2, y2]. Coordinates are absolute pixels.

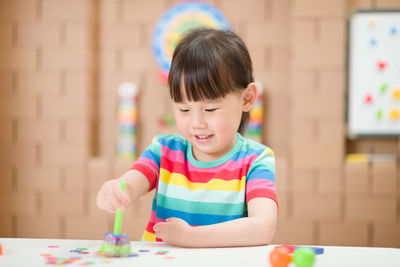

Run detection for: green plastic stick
[[113, 181, 126, 235]]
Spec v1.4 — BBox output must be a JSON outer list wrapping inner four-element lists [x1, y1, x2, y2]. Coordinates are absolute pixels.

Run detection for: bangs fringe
[[169, 63, 236, 103], [168, 28, 253, 103]]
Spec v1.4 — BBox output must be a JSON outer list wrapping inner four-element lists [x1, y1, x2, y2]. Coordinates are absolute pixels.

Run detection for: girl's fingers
[[97, 179, 131, 213], [97, 182, 120, 212], [106, 192, 121, 212], [110, 181, 130, 207], [153, 222, 165, 232]]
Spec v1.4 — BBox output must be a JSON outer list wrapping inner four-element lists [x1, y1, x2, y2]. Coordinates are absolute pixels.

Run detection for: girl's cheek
[[176, 115, 187, 126]]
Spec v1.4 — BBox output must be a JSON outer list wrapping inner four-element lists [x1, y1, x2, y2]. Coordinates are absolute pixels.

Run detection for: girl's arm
[[96, 169, 150, 213], [153, 197, 278, 247]]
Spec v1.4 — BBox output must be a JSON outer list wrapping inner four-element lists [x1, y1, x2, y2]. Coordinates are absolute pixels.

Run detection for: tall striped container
[[117, 82, 138, 160], [244, 82, 263, 143]]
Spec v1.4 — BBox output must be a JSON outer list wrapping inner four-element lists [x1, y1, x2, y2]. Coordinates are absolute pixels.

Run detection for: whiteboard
[[347, 10, 400, 137]]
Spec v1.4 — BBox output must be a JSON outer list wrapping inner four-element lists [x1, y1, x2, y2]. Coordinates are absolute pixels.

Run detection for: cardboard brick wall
[[0, 0, 399, 247]]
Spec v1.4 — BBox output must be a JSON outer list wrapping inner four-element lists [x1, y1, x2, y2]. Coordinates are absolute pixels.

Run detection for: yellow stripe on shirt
[[141, 230, 156, 242], [159, 168, 246, 192], [264, 147, 274, 156]]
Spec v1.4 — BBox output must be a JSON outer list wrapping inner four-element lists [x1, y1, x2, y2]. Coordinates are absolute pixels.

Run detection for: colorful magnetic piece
[[275, 245, 324, 255], [0, 243, 2, 255], [152, 2, 230, 79], [377, 60, 387, 71], [42, 254, 81, 265], [389, 109, 399, 121], [296, 246, 323, 255], [270, 246, 292, 267], [364, 93, 373, 104], [127, 253, 139, 257], [392, 88, 400, 100], [380, 83, 388, 93], [390, 26, 397, 35], [293, 247, 316, 267], [369, 38, 377, 46], [78, 261, 96, 266], [70, 248, 90, 254], [376, 109, 383, 120], [369, 19, 376, 27]]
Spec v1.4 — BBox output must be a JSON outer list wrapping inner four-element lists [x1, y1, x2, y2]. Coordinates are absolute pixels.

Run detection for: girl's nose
[[191, 112, 207, 129]]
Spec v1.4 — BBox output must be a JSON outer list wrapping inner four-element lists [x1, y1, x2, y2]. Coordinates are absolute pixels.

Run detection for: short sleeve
[[130, 136, 162, 191], [245, 147, 278, 208]]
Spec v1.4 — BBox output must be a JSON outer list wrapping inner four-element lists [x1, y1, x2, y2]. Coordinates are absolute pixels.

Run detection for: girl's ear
[[242, 82, 258, 112]]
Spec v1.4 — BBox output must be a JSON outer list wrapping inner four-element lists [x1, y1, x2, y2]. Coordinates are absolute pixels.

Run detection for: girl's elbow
[[261, 218, 277, 245]]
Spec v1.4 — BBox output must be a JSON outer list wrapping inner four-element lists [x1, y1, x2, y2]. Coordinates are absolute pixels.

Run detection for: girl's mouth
[[195, 134, 213, 143]]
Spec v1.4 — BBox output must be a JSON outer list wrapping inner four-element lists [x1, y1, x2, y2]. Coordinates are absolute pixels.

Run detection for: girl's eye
[[179, 109, 189, 112], [205, 108, 218, 112]]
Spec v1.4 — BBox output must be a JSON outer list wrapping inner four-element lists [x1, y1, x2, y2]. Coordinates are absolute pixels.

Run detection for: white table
[[0, 238, 399, 266]]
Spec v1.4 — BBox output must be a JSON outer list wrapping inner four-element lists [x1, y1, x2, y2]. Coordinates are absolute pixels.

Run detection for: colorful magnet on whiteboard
[[389, 109, 399, 121], [392, 88, 400, 100], [390, 26, 397, 35], [377, 61, 387, 71], [369, 38, 377, 46], [364, 94, 373, 104], [369, 20, 376, 27], [376, 109, 383, 120], [380, 83, 388, 94]]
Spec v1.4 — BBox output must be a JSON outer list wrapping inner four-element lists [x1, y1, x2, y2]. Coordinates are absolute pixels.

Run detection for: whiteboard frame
[[346, 9, 400, 138]]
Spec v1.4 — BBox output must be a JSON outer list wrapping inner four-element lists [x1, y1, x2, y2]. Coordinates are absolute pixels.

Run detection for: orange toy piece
[[0, 243, 3, 255], [270, 246, 292, 267]]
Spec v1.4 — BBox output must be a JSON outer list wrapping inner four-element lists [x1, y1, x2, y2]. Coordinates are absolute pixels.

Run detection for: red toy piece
[[269, 246, 292, 267], [0, 243, 3, 255]]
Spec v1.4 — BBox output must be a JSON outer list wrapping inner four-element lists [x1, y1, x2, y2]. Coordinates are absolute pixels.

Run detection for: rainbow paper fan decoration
[[152, 1, 231, 82]]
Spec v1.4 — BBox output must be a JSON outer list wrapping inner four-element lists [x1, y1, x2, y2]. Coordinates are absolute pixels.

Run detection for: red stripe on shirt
[[130, 163, 157, 191], [246, 187, 278, 208], [146, 221, 155, 233], [161, 156, 251, 182]]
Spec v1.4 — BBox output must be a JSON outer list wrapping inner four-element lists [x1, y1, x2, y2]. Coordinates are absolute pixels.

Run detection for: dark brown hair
[[168, 28, 254, 134]]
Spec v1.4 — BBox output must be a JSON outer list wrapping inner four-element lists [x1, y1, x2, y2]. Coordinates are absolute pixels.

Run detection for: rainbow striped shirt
[[131, 133, 277, 242]]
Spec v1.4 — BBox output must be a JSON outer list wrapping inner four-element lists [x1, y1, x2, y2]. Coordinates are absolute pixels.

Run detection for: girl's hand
[[153, 218, 193, 247], [96, 179, 131, 213]]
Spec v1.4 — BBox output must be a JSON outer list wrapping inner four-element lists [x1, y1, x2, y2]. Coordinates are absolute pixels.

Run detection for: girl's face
[[172, 84, 256, 162]]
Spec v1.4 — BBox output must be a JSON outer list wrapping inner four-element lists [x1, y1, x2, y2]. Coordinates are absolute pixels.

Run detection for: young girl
[[97, 28, 278, 248]]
